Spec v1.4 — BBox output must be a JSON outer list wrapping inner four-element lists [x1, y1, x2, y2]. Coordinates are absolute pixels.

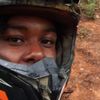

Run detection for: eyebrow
[[43, 26, 57, 33], [6, 24, 27, 31], [1, 23, 57, 36]]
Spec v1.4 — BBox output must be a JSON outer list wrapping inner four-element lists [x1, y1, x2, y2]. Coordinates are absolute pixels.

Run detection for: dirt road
[[61, 18, 100, 100]]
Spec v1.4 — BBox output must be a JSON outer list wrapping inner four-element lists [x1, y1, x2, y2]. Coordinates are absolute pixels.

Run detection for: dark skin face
[[0, 16, 57, 64]]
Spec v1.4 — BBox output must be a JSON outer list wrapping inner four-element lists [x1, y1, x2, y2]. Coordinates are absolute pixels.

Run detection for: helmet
[[0, 0, 80, 28], [0, 0, 80, 100]]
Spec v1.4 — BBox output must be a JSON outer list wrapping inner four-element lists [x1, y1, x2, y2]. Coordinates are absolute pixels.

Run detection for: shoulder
[[0, 77, 28, 100], [0, 68, 28, 100], [0, 68, 42, 100]]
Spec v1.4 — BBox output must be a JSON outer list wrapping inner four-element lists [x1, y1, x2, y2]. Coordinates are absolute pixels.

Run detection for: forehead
[[3, 16, 57, 38], [7, 16, 55, 28]]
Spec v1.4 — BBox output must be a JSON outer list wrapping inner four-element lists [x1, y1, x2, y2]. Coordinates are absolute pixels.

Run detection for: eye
[[4, 36, 24, 46], [41, 38, 56, 48]]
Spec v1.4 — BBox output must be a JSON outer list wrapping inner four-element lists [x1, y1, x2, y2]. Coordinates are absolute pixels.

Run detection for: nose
[[23, 43, 44, 64]]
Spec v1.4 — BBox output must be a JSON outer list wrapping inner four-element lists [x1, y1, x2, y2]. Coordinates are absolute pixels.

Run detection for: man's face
[[0, 16, 57, 64]]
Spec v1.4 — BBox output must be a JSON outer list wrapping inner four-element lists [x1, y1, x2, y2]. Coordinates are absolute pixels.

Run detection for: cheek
[[43, 48, 56, 59], [0, 44, 25, 63]]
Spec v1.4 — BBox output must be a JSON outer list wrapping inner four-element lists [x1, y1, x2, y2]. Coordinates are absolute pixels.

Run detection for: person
[[0, 0, 80, 100]]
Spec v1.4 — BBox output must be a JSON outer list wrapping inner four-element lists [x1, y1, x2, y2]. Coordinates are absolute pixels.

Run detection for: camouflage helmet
[[0, 0, 80, 74], [0, 0, 80, 78], [0, 0, 80, 99], [0, 0, 80, 28]]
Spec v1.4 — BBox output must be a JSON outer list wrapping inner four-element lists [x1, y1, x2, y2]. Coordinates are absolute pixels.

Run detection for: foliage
[[80, 0, 96, 19]]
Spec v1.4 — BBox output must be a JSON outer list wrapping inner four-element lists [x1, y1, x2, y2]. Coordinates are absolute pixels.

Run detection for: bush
[[80, 0, 96, 19]]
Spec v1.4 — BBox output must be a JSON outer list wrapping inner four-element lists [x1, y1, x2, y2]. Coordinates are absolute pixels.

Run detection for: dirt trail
[[61, 18, 100, 100]]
